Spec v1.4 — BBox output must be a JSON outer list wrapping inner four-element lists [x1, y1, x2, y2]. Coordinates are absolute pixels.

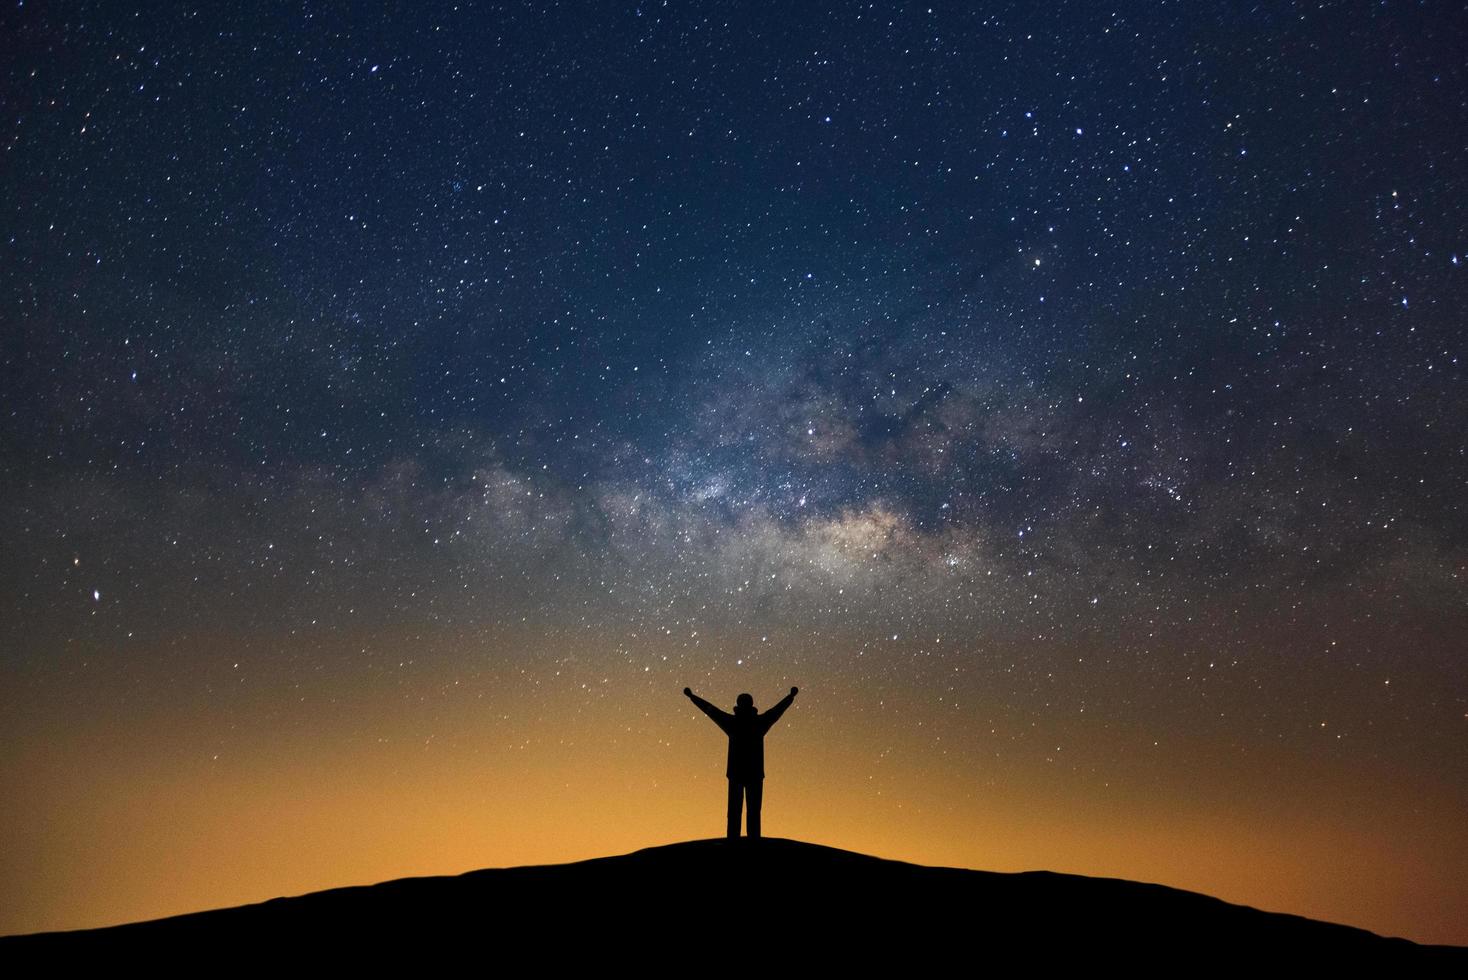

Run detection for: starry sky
[[3, 0, 1466, 945]]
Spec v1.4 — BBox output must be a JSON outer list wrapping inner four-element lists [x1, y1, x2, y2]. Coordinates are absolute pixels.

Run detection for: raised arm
[[759, 686, 798, 734], [684, 687, 733, 734]]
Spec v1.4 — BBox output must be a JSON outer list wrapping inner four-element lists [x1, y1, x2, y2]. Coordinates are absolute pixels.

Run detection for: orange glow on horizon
[[3, 625, 1464, 946]]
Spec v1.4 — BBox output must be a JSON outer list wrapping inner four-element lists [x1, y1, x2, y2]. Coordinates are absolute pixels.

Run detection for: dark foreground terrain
[[4, 838, 1463, 968]]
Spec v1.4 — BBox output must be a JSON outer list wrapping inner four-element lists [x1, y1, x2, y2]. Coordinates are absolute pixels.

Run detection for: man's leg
[[746, 780, 763, 838], [727, 779, 742, 839]]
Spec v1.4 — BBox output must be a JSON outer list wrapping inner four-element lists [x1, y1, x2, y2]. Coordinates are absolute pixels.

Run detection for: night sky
[[3, 1, 1466, 944]]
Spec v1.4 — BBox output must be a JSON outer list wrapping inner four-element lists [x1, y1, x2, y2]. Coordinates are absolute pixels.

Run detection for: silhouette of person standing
[[684, 686, 798, 839]]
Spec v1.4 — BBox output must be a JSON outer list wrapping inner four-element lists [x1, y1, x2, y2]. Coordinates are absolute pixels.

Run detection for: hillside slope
[[4, 838, 1462, 968]]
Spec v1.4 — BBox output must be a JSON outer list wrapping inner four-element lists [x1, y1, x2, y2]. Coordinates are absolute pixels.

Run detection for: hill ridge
[[4, 838, 1463, 968]]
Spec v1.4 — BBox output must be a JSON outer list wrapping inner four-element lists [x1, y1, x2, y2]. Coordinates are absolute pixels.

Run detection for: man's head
[[735, 692, 755, 714]]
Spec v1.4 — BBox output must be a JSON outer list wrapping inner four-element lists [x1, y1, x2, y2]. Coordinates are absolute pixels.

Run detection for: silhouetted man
[[684, 686, 798, 839]]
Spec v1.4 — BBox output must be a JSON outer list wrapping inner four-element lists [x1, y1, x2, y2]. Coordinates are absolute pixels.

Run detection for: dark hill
[[3, 838, 1463, 968]]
